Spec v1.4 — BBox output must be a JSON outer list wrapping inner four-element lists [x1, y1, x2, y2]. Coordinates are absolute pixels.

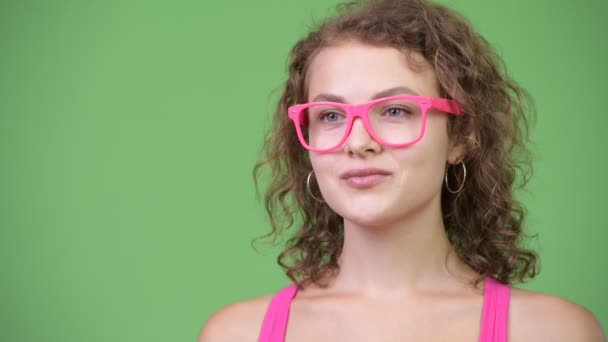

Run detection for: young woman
[[199, 0, 605, 341]]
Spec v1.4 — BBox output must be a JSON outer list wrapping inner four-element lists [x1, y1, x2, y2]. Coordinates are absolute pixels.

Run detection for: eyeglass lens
[[300, 98, 423, 149]]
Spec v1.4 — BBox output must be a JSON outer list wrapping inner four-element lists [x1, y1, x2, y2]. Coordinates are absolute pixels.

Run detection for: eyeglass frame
[[287, 94, 464, 152]]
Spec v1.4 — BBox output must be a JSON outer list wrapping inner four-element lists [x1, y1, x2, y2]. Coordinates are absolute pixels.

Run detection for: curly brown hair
[[252, 0, 539, 290]]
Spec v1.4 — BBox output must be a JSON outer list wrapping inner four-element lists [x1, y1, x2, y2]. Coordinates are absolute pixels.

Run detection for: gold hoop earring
[[306, 171, 325, 203], [445, 161, 466, 194]]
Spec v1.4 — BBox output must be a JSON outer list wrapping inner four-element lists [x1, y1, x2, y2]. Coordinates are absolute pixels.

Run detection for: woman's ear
[[447, 140, 466, 164]]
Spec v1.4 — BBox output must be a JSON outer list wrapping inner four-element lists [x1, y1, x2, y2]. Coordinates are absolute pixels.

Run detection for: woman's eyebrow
[[311, 86, 420, 103]]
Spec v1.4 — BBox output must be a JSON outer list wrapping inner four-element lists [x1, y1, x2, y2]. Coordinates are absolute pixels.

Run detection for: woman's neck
[[327, 194, 479, 300]]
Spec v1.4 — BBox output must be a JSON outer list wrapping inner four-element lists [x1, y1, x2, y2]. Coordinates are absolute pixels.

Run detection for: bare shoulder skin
[[509, 286, 606, 342], [198, 293, 274, 342]]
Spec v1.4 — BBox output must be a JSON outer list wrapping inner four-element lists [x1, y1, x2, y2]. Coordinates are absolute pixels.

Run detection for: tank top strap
[[258, 283, 298, 342], [259, 277, 510, 342], [479, 276, 510, 342]]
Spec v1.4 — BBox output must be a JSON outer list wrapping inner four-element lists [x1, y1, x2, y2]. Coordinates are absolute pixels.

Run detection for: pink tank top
[[258, 276, 510, 342]]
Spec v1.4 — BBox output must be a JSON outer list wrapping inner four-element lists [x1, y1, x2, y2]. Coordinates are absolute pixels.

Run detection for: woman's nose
[[343, 118, 382, 155]]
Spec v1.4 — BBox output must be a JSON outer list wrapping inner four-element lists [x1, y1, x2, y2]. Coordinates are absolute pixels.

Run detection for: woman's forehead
[[305, 42, 438, 102]]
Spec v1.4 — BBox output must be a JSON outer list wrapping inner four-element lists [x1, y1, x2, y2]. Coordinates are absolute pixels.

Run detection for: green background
[[1, 0, 606, 340]]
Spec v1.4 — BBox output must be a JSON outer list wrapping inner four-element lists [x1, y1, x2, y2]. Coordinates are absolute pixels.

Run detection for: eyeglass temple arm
[[431, 98, 463, 115]]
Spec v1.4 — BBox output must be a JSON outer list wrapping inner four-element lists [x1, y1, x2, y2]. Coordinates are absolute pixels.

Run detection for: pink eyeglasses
[[288, 94, 463, 152]]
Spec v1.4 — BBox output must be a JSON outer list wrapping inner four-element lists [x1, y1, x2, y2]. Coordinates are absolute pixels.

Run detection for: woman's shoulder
[[508, 285, 605, 341], [197, 291, 276, 342], [196, 283, 606, 342]]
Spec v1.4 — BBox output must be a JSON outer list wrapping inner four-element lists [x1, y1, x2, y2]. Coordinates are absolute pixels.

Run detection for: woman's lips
[[339, 168, 392, 189], [343, 174, 390, 189]]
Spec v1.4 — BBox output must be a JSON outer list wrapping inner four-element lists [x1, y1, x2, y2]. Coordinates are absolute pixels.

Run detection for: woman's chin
[[339, 208, 396, 229]]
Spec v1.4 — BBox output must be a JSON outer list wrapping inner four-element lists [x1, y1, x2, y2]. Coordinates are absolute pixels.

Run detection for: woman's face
[[306, 40, 463, 227]]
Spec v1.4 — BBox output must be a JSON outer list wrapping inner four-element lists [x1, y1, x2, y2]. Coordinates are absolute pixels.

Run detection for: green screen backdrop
[[1, 0, 606, 341]]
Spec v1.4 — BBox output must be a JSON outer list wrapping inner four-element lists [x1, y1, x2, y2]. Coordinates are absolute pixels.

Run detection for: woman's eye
[[385, 107, 410, 117], [320, 112, 343, 122]]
